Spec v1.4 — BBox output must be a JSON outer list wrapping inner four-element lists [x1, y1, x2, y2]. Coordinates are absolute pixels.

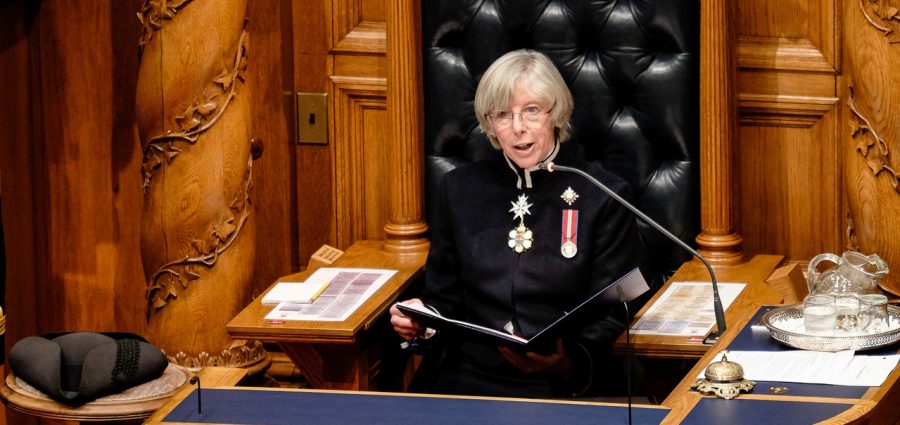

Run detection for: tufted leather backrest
[[422, 0, 699, 281]]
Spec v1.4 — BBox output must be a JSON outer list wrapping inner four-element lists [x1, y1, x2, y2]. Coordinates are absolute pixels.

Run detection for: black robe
[[415, 143, 650, 398]]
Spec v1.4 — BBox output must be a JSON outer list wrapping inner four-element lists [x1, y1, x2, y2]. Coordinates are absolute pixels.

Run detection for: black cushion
[[8, 332, 168, 405], [422, 0, 699, 282]]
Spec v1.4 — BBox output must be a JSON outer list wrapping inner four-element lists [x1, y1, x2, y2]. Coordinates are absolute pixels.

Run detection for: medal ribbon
[[561, 209, 578, 246]]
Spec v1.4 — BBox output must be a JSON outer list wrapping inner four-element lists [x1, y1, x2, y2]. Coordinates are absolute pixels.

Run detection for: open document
[[701, 350, 900, 387], [397, 267, 650, 353], [264, 268, 397, 322], [630, 281, 746, 337]]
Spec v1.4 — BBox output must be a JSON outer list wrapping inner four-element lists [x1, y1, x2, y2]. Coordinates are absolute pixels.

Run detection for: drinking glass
[[834, 294, 860, 334], [803, 294, 836, 336], [859, 294, 889, 333]]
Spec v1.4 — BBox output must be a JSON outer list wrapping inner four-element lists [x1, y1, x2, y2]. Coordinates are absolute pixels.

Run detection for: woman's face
[[488, 86, 555, 169]]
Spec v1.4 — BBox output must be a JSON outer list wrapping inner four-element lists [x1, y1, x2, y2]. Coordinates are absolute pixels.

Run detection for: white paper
[[631, 281, 746, 336], [701, 350, 900, 387], [264, 268, 398, 322], [261, 280, 330, 304]]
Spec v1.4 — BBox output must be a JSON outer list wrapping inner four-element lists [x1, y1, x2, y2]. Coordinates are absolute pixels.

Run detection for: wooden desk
[[144, 367, 248, 424], [146, 338, 900, 425], [148, 314, 900, 424], [614, 254, 784, 359], [660, 305, 900, 424], [226, 240, 426, 391]]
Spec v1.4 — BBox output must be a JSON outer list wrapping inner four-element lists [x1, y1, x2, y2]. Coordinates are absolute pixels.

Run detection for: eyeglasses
[[486, 105, 553, 128]]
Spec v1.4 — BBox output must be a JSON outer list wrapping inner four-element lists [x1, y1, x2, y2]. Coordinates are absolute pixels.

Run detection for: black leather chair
[[422, 0, 699, 287]]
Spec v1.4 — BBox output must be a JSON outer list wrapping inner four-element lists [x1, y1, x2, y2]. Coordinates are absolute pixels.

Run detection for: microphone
[[190, 376, 202, 415], [539, 161, 726, 343]]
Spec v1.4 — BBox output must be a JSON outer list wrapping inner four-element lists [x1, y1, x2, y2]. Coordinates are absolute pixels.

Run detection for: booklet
[[396, 267, 650, 352]]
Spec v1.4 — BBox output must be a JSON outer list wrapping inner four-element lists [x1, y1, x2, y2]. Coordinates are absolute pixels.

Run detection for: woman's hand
[[498, 338, 573, 377], [390, 298, 427, 340]]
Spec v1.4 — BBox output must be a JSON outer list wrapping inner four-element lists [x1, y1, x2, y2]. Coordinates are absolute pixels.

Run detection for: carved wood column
[[135, 0, 264, 369], [696, 0, 744, 265], [384, 0, 429, 254]]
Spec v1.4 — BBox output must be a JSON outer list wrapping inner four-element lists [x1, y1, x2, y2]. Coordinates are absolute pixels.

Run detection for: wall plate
[[296, 92, 328, 144]]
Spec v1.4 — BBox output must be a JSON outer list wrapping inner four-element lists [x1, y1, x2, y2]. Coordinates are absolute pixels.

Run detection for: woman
[[391, 49, 649, 398]]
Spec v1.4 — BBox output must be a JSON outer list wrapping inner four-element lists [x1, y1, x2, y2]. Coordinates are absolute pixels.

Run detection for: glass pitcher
[[807, 251, 889, 295]]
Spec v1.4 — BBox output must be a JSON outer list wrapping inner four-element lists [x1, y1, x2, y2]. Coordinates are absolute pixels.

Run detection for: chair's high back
[[422, 0, 700, 283]]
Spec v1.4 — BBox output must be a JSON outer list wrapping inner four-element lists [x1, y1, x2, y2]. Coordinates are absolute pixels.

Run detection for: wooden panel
[[0, 0, 41, 352], [332, 0, 386, 54], [361, 105, 391, 241], [0, 3, 39, 423], [738, 105, 842, 260], [739, 71, 837, 97], [330, 77, 388, 248], [326, 0, 389, 250], [293, 0, 333, 265], [33, 1, 145, 333], [739, 36, 835, 73], [246, 0, 299, 295], [333, 54, 387, 77], [736, 0, 841, 263], [739, 94, 839, 128], [738, 0, 838, 72]]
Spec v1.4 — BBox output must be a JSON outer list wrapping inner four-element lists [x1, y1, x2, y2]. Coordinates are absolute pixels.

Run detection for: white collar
[[503, 142, 560, 189]]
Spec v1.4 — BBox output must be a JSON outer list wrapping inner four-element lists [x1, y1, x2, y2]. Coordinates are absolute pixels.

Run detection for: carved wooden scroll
[[859, 0, 900, 43], [135, 0, 264, 369], [844, 0, 900, 294]]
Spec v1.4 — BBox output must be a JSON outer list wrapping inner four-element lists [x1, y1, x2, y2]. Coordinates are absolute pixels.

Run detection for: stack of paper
[[261, 280, 330, 305]]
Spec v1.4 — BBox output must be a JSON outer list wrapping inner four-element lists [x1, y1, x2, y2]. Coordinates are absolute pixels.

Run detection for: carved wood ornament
[[859, 0, 900, 43], [848, 83, 900, 192], [844, 0, 900, 295], [135, 0, 264, 370], [141, 29, 252, 312]]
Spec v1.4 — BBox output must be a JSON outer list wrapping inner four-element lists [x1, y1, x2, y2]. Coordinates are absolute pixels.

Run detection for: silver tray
[[761, 304, 900, 352]]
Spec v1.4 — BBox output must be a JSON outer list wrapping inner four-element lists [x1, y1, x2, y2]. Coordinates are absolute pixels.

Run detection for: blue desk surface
[[681, 398, 850, 425], [161, 307, 895, 424], [163, 388, 671, 425], [722, 305, 895, 399]]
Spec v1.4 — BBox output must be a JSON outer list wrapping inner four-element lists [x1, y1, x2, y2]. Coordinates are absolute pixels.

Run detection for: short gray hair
[[474, 49, 574, 149]]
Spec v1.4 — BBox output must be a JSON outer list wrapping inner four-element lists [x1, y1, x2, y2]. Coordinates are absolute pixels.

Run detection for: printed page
[[630, 281, 745, 337], [264, 268, 397, 322], [700, 350, 900, 387]]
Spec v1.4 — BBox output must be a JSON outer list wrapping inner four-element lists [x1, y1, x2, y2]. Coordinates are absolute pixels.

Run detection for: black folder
[[396, 267, 650, 352]]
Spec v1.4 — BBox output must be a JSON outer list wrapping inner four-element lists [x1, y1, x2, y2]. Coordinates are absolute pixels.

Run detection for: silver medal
[[561, 240, 577, 258]]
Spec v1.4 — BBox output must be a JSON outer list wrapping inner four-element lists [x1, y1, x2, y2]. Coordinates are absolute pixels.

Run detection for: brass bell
[[692, 351, 755, 400]]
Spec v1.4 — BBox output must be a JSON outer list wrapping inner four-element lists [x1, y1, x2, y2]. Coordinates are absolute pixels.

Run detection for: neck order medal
[[508, 194, 534, 253]]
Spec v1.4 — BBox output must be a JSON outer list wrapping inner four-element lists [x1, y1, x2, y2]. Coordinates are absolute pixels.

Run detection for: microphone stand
[[190, 376, 202, 415], [617, 286, 633, 425], [540, 162, 726, 343]]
